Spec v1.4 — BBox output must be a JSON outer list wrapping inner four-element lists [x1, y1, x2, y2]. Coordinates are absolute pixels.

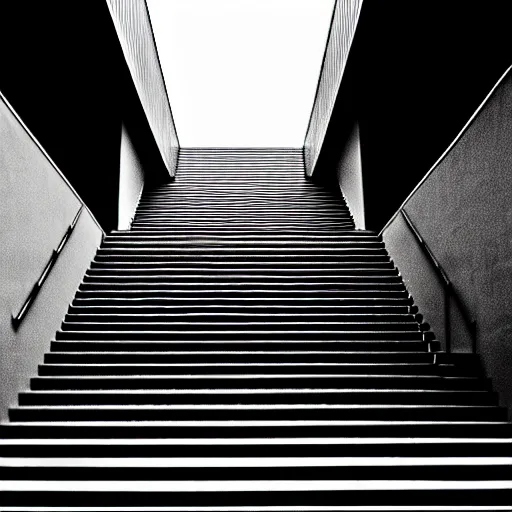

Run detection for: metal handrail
[[400, 209, 477, 353], [11, 206, 84, 330]]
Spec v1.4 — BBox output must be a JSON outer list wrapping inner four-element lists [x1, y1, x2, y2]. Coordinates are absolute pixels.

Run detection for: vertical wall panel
[[335, 119, 365, 229], [119, 122, 145, 230], [106, 0, 179, 177], [304, 0, 363, 177]]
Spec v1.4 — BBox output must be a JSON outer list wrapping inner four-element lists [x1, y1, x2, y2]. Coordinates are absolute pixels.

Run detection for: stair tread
[[40, 362, 441, 366], [32, 374, 481, 380], [2, 437, 510, 445], [22, 389, 489, 395], [3, 480, 512, 491], [12, 404, 499, 410], [2, 456, 512, 466], [7, 420, 508, 425]]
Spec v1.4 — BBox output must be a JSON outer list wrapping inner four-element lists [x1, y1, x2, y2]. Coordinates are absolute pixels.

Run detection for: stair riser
[[93, 258, 392, 266], [3, 422, 509, 439], [78, 283, 405, 292], [9, 407, 507, 422], [131, 201, 350, 206], [4, 489, 512, 508], [60, 322, 420, 333], [130, 224, 357, 229], [101, 242, 385, 250], [66, 306, 413, 321], [30, 376, 489, 391], [1, 464, 510, 481], [105, 237, 382, 244], [67, 306, 413, 316], [18, 391, 497, 406], [71, 299, 414, 308], [74, 291, 410, 300], [132, 217, 354, 223], [37, 364, 480, 377], [129, 224, 355, 228], [135, 203, 350, 209], [0, 441, 508, 458], [140, 192, 341, 196], [83, 274, 399, 282], [112, 230, 376, 236], [55, 331, 424, 341], [50, 341, 430, 352], [96, 250, 386, 257], [90, 261, 397, 270], [85, 271, 400, 279], [131, 217, 354, 221], [42, 352, 433, 365], [64, 314, 416, 324], [132, 212, 350, 216], [133, 211, 352, 216], [133, 214, 353, 219]]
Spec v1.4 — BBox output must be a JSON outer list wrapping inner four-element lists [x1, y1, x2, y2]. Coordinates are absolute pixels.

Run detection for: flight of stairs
[[2, 148, 511, 509]]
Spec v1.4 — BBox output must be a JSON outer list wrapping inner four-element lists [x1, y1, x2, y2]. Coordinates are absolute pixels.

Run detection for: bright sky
[[147, 0, 335, 147]]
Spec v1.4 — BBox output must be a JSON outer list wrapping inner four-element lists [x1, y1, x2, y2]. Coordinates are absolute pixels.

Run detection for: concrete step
[[30, 374, 490, 391]]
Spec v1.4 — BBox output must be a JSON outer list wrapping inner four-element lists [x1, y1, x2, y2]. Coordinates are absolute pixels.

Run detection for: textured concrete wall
[[0, 95, 102, 422], [119, 123, 145, 230], [304, 0, 363, 177], [0, 2, 125, 232], [107, 0, 179, 177], [382, 69, 512, 413], [335, 120, 365, 229], [313, 1, 512, 231], [0, 2, 170, 232]]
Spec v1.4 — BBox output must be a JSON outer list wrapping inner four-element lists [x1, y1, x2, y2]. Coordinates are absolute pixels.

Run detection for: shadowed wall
[[313, 0, 512, 231]]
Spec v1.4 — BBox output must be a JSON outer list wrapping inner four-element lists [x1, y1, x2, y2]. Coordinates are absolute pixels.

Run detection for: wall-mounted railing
[[0, 87, 103, 421], [11, 206, 84, 330], [106, 0, 179, 177], [303, 0, 363, 177], [400, 209, 477, 354], [380, 63, 512, 365]]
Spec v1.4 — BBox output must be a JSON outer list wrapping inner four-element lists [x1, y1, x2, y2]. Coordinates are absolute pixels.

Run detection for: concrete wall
[[0, 2, 124, 232], [382, 68, 512, 414], [335, 120, 365, 229], [119, 122, 145, 230], [304, 0, 363, 177], [107, 0, 179, 177], [313, 1, 512, 231], [0, 2, 172, 232], [0, 94, 103, 422]]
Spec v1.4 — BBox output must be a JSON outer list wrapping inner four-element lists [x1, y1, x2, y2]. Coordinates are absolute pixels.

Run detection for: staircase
[[2, 148, 511, 508]]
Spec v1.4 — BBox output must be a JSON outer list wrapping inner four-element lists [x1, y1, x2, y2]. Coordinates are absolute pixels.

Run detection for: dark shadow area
[[314, 0, 512, 231], [0, 1, 169, 231]]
